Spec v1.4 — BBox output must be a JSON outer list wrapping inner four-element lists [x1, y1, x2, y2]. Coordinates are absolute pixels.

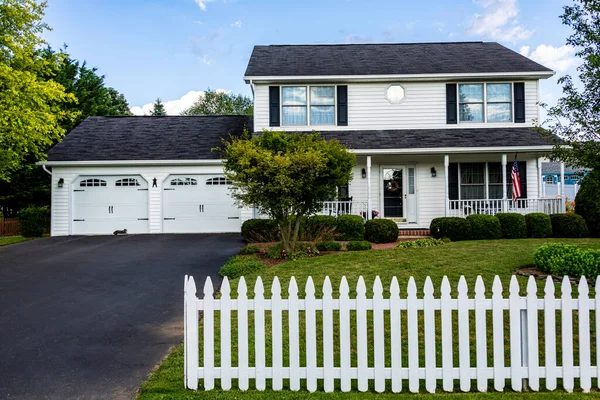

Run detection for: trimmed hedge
[[550, 213, 589, 238], [306, 215, 337, 241], [534, 243, 600, 277], [575, 172, 600, 237], [466, 214, 502, 240], [525, 213, 553, 238], [218, 255, 266, 279], [241, 219, 280, 242], [364, 219, 399, 243], [316, 241, 342, 252], [346, 241, 372, 251], [430, 217, 472, 241], [17, 206, 50, 237], [397, 238, 450, 248], [336, 215, 365, 241], [496, 213, 527, 239]]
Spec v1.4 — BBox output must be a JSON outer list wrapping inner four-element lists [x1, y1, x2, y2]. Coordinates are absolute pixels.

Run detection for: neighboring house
[[541, 161, 589, 185], [42, 41, 564, 236]]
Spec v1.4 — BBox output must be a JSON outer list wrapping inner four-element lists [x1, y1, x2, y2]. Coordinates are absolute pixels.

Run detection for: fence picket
[[185, 276, 199, 390], [288, 277, 300, 391], [254, 277, 266, 390], [237, 277, 249, 390], [596, 278, 600, 389], [220, 277, 232, 390], [423, 277, 436, 393], [305, 277, 317, 393], [322, 277, 334, 392], [544, 277, 557, 390], [509, 276, 522, 391], [271, 278, 283, 390], [526, 276, 539, 391], [407, 277, 419, 393], [203, 277, 215, 390], [474, 276, 487, 392], [457, 276, 470, 392], [339, 277, 351, 392], [492, 277, 505, 391], [356, 277, 368, 392], [390, 277, 402, 393], [373, 277, 385, 393], [184, 275, 188, 389], [578, 277, 591, 393], [440, 277, 453, 391], [561, 277, 574, 392]]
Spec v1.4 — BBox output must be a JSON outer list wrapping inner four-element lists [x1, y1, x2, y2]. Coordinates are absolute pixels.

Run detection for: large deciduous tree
[[221, 130, 355, 252], [182, 89, 253, 116]]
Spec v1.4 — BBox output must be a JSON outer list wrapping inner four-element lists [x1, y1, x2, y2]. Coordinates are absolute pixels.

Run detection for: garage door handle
[[164, 188, 175, 191], [164, 218, 175, 220], [73, 219, 85, 222], [228, 217, 240, 219], [138, 218, 149, 221]]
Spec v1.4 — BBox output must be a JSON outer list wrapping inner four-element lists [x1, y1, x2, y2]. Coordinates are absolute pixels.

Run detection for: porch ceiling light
[[431, 167, 437, 178], [58, 178, 64, 188], [361, 168, 367, 179]]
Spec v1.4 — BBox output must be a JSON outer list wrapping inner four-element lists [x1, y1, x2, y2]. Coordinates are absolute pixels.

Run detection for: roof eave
[[351, 145, 554, 155], [37, 159, 225, 167]]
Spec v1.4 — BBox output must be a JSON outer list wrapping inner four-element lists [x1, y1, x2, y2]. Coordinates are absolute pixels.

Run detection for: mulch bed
[[515, 266, 595, 286]]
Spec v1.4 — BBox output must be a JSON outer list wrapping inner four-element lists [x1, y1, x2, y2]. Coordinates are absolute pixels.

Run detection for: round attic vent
[[385, 84, 405, 103]]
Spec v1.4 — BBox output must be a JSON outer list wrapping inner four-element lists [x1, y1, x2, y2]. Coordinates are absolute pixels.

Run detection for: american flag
[[511, 158, 521, 201]]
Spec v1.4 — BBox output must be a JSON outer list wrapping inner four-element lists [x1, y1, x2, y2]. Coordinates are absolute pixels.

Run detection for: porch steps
[[398, 229, 431, 238]]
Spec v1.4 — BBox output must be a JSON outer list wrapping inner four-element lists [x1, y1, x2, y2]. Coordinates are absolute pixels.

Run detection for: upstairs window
[[282, 87, 307, 125], [281, 85, 336, 126], [80, 179, 106, 187], [458, 83, 513, 123], [310, 86, 335, 125], [486, 83, 512, 122], [115, 178, 140, 187], [459, 84, 484, 122]]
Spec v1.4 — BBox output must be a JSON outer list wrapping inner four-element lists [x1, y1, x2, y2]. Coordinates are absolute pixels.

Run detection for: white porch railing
[[317, 201, 369, 219], [447, 198, 563, 218]]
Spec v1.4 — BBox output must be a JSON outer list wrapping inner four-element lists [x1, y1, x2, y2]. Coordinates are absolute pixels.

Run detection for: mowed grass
[[138, 238, 600, 399], [0, 236, 32, 247]]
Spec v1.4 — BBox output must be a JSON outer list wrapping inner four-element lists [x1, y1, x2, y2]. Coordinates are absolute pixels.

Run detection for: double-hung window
[[460, 163, 485, 199], [486, 83, 512, 122], [282, 87, 307, 125], [282, 86, 335, 126], [459, 84, 484, 122], [458, 83, 512, 123]]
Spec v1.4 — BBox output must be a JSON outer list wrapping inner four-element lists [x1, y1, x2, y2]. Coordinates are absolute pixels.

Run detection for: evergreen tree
[[150, 98, 167, 116]]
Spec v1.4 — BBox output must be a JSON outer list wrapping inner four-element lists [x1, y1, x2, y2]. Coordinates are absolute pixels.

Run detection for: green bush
[[525, 213, 553, 238], [466, 214, 502, 240], [241, 219, 280, 242], [218, 255, 266, 279], [336, 215, 365, 241], [240, 245, 260, 255], [397, 238, 450, 248], [496, 213, 527, 239], [575, 172, 600, 237], [550, 214, 589, 238], [316, 241, 342, 252], [17, 206, 50, 237], [534, 243, 600, 277], [267, 242, 317, 259], [364, 219, 399, 243], [430, 217, 472, 241], [305, 215, 337, 241], [346, 241, 372, 251]]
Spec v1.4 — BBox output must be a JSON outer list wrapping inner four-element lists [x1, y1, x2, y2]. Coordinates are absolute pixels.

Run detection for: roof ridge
[[259, 41, 488, 47]]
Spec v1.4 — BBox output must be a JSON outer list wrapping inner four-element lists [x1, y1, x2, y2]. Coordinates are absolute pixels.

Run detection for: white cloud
[[194, 0, 215, 11], [130, 90, 211, 116], [231, 20, 242, 28], [520, 44, 579, 72], [468, 0, 533, 42]]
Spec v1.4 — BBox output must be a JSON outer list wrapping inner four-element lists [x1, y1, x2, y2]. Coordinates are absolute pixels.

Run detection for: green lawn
[[138, 238, 600, 399], [0, 236, 32, 247]]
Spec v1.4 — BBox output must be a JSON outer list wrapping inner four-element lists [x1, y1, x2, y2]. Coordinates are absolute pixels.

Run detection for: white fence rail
[[447, 198, 563, 218], [184, 274, 598, 393], [542, 182, 579, 199], [316, 201, 369, 219]]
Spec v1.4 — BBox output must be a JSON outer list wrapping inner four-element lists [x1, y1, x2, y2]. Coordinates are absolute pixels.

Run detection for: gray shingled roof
[[47, 116, 252, 161], [542, 161, 589, 174], [47, 117, 554, 162], [244, 42, 553, 77]]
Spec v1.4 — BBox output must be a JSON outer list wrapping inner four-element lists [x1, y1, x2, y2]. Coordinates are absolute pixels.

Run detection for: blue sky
[[43, 0, 580, 116]]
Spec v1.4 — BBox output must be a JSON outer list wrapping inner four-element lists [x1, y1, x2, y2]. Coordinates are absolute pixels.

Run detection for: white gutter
[[351, 145, 554, 155], [244, 70, 556, 83], [42, 164, 52, 175], [37, 159, 225, 167]]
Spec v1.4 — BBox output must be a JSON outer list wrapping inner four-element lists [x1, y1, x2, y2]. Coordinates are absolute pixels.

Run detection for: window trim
[[457, 82, 515, 124], [457, 161, 526, 200], [280, 85, 337, 127]]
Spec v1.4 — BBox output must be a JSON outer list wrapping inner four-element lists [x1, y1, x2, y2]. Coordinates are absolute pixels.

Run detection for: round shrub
[[550, 214, 589, 238], [575, 172, 600, 237], [534, 243, 600, 277], [241, 219, 280, 242], [316, 241, 342, 252], [240, 245, 260, 255], [17, 206, 50, 237], [525, 213, 553, 238], [336, 215, 365, 241], [346, 241, 372, 251], [364, 219, 399, 243], [466, 214, 502, 240], [306, 215, 337, 241], [430, 217, 472, 241], [218, 255, 266, 279], [496, 213, 527, 239]]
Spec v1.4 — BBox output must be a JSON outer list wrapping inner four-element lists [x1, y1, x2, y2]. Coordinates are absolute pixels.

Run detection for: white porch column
[[502, 154, 507, 211], [537, 157, 543, 199], [444, 154, 449, 217], [366, 156, 372, 221], [560, 162, 566, 212]]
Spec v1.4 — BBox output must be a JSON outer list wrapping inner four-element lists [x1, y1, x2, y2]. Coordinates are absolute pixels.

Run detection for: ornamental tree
[[220, 130, 355, 252]]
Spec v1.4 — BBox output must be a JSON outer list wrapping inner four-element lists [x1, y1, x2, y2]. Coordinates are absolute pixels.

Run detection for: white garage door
[[72, 176, 149, 235], [163, 175, 240, 233]]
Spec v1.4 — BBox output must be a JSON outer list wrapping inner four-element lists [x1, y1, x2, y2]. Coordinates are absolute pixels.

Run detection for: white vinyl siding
[[254, 81, 539, 132]]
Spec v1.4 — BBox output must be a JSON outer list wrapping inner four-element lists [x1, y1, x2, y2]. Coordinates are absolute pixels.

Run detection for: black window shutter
[[269, 86, 280, 127], [448, 163, 459, 200], [514, 82, 525, 123], [446, 84, 458, 124], [337, 86, 348, 126]]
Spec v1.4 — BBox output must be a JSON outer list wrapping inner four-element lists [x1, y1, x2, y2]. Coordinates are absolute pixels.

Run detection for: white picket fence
[[184, 274, 599, 393]]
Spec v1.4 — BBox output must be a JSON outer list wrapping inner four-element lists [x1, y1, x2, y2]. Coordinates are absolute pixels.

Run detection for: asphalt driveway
[[0, 234, 243, 399]]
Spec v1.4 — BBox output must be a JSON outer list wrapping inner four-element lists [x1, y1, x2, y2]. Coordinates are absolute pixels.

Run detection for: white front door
[[163, 175, 241, 233], [72, 176, 149, 234]]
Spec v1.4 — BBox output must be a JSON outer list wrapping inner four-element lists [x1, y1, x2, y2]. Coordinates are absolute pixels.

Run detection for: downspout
[[42, 164, 52, 176]]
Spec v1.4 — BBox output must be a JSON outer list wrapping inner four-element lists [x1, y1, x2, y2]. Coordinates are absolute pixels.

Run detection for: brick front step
[[399, 229, 431, 237]]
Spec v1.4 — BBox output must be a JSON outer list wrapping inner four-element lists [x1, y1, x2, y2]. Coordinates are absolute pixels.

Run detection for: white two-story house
[[42, 42, 563, 236]]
